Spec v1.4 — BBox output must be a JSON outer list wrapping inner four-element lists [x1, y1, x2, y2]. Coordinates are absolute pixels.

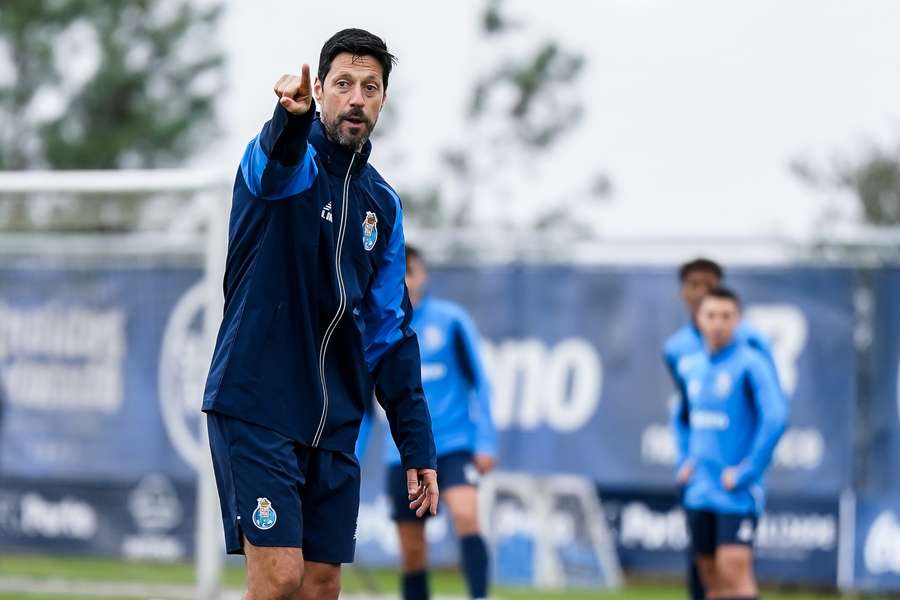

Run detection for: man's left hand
[[473, 453, 496, 475], [722, 467, 738, 491]]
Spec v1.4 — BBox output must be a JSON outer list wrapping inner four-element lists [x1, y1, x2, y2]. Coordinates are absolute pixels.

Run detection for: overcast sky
[[210, 1, 900, 239]]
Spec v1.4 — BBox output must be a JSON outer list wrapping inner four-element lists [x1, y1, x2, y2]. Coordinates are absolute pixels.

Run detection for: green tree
[[402, 0, 611, 232], [0, 0, 224, 170], [791, 142, 900, 226]]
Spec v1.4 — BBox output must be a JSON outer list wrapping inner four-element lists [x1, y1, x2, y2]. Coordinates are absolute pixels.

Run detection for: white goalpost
[[0, 169, 231, 600]]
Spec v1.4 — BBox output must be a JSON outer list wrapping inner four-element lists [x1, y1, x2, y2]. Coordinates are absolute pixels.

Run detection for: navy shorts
[[387, 450, 479, 523], [687, 509, 758, 556], [206, 412, 360, 563]]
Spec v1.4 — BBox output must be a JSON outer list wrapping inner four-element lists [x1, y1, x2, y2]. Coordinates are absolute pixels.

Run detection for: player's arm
[[361, 198, 438, 516], [746, 328, 784, 392], [239, 65, 319, 200], [731, 357, 789, 488], [455, 312, 497, 473], [663, 351, 692, 476]]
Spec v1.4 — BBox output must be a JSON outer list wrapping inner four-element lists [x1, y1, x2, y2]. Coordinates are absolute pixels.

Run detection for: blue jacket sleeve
[[239, 101, 318, 200], [663, 350, 691, 471], [741, 323, 784, 392], [735, 356, 789, 487], [360, 192, 437, 472], [454, 311, 497, 456], [355, 402, 373, 459]]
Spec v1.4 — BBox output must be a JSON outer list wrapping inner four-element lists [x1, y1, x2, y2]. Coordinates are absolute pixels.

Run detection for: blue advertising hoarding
[[0, 266, 203, 483], [850, 495, 900, 592], [425, 266, 856, 496], [0, 263, 860, 577], [866, 268, 900, 494]]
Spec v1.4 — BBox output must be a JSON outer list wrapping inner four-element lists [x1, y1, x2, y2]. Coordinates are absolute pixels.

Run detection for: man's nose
[[349, 84, 365, 106]]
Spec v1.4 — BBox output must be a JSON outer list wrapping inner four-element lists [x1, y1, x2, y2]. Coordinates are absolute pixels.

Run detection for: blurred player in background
[[386, 244, 496, 600], [201, 29, 437, 600], [663, 258, 776, 600], [673, 287, 788, 600]]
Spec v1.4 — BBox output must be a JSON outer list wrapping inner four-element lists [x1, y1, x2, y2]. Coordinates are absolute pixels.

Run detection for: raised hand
[[273, 64, 313, 115]]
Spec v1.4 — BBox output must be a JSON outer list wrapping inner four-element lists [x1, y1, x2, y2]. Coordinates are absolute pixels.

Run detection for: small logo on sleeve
[[362, 212, 378, 251], [252, 497, 277, 530]]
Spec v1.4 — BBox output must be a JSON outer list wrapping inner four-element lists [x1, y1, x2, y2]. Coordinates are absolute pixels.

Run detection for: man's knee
[[450, 505, 478, 535], [445, 486, 480, 536], [300, 562, 341, 600], [715, 545, 754, 594], [268, 569, 304, 599]]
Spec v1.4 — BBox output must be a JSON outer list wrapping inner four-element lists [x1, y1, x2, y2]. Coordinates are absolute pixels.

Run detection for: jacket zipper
[[312, 153, 356, 447]]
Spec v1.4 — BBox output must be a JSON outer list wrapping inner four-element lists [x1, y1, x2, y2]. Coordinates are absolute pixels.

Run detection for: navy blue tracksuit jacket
[[202, 101, 436, 471]]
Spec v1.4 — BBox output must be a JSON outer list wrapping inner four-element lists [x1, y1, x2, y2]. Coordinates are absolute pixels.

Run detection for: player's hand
[[273, 64, 313, 115], [722, 467, 737, 490], [473, 453, 496, 475], [676, 461, 694, 485], [407, 468, 439, 517]]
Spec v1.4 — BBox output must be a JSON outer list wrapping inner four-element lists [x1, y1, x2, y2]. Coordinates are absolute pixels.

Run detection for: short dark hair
[[703, 286, 742, 308], [405, 244, 423, 264], [318, 28, 397, 90], [679, 257, 724, 282]]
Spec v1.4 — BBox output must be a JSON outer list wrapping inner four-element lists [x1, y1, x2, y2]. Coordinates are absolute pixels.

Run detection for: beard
[[321, 108, 376, 152]]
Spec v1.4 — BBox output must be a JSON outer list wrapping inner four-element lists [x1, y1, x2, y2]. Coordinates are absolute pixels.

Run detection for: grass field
[[0, 554, 891, 599]]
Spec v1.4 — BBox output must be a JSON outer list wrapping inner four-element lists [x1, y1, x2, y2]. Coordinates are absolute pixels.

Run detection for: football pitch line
[[0, 576, 470, 600]]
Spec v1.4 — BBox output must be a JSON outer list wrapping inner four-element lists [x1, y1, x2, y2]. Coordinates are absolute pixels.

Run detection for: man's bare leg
[[397, 521, 429, 599], [244, 537, 303, 600], [298, 560, 341, 600], [445, 485, 490, 600], [694, 554, 718, 598], [713, 544, 756, 599]]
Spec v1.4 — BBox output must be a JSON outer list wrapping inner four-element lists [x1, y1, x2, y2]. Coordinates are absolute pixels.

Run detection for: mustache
[[340, 109, 371, 125]]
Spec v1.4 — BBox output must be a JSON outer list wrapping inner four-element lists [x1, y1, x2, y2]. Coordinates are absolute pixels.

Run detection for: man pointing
[[202, 28, 438, 600]]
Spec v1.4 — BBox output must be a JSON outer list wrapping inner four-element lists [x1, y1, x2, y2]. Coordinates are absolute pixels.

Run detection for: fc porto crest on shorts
[[252, 497, 277, 530], [362, 211, 378, 251]]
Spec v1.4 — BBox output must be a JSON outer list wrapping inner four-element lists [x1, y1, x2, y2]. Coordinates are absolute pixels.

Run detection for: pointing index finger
[[299, 63, 311, 97]]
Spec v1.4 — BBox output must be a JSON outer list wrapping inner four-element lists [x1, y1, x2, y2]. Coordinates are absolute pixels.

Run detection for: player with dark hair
[[663, 258, 776, 600], [202, 28, 437, 600], [674, 287, 787, 600]]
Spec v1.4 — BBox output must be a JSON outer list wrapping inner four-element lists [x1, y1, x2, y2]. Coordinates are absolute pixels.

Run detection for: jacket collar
[[309, 114, 372, 176], [709, 338, 739, 362]]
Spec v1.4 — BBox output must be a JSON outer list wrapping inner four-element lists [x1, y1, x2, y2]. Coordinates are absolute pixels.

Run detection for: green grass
[[0, 553, 894, 599]]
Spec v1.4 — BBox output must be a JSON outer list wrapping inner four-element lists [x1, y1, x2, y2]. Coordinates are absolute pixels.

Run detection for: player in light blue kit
[[673, 287, 788, 600], [663, 258, 776, 600], [664, 259, 776, 398], [376, 245, 496, 600]]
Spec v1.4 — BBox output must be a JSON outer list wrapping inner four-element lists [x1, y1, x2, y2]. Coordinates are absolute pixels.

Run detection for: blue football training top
[[672, 340, 788, 515], [382, 296, 496, 464]]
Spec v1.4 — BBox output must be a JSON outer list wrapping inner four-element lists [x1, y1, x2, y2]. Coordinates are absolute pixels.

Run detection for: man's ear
[[313, 77, 322, 103]]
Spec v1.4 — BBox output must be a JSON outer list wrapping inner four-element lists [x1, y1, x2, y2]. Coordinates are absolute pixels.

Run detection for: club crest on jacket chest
[[362, 212, 378, 251]]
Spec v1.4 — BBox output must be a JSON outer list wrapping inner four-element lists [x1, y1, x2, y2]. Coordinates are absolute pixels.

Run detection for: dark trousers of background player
[[681, 486, 706, 600]]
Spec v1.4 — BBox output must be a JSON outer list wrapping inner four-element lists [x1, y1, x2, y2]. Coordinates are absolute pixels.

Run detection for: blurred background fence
[[0, 175, 898, 592]]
